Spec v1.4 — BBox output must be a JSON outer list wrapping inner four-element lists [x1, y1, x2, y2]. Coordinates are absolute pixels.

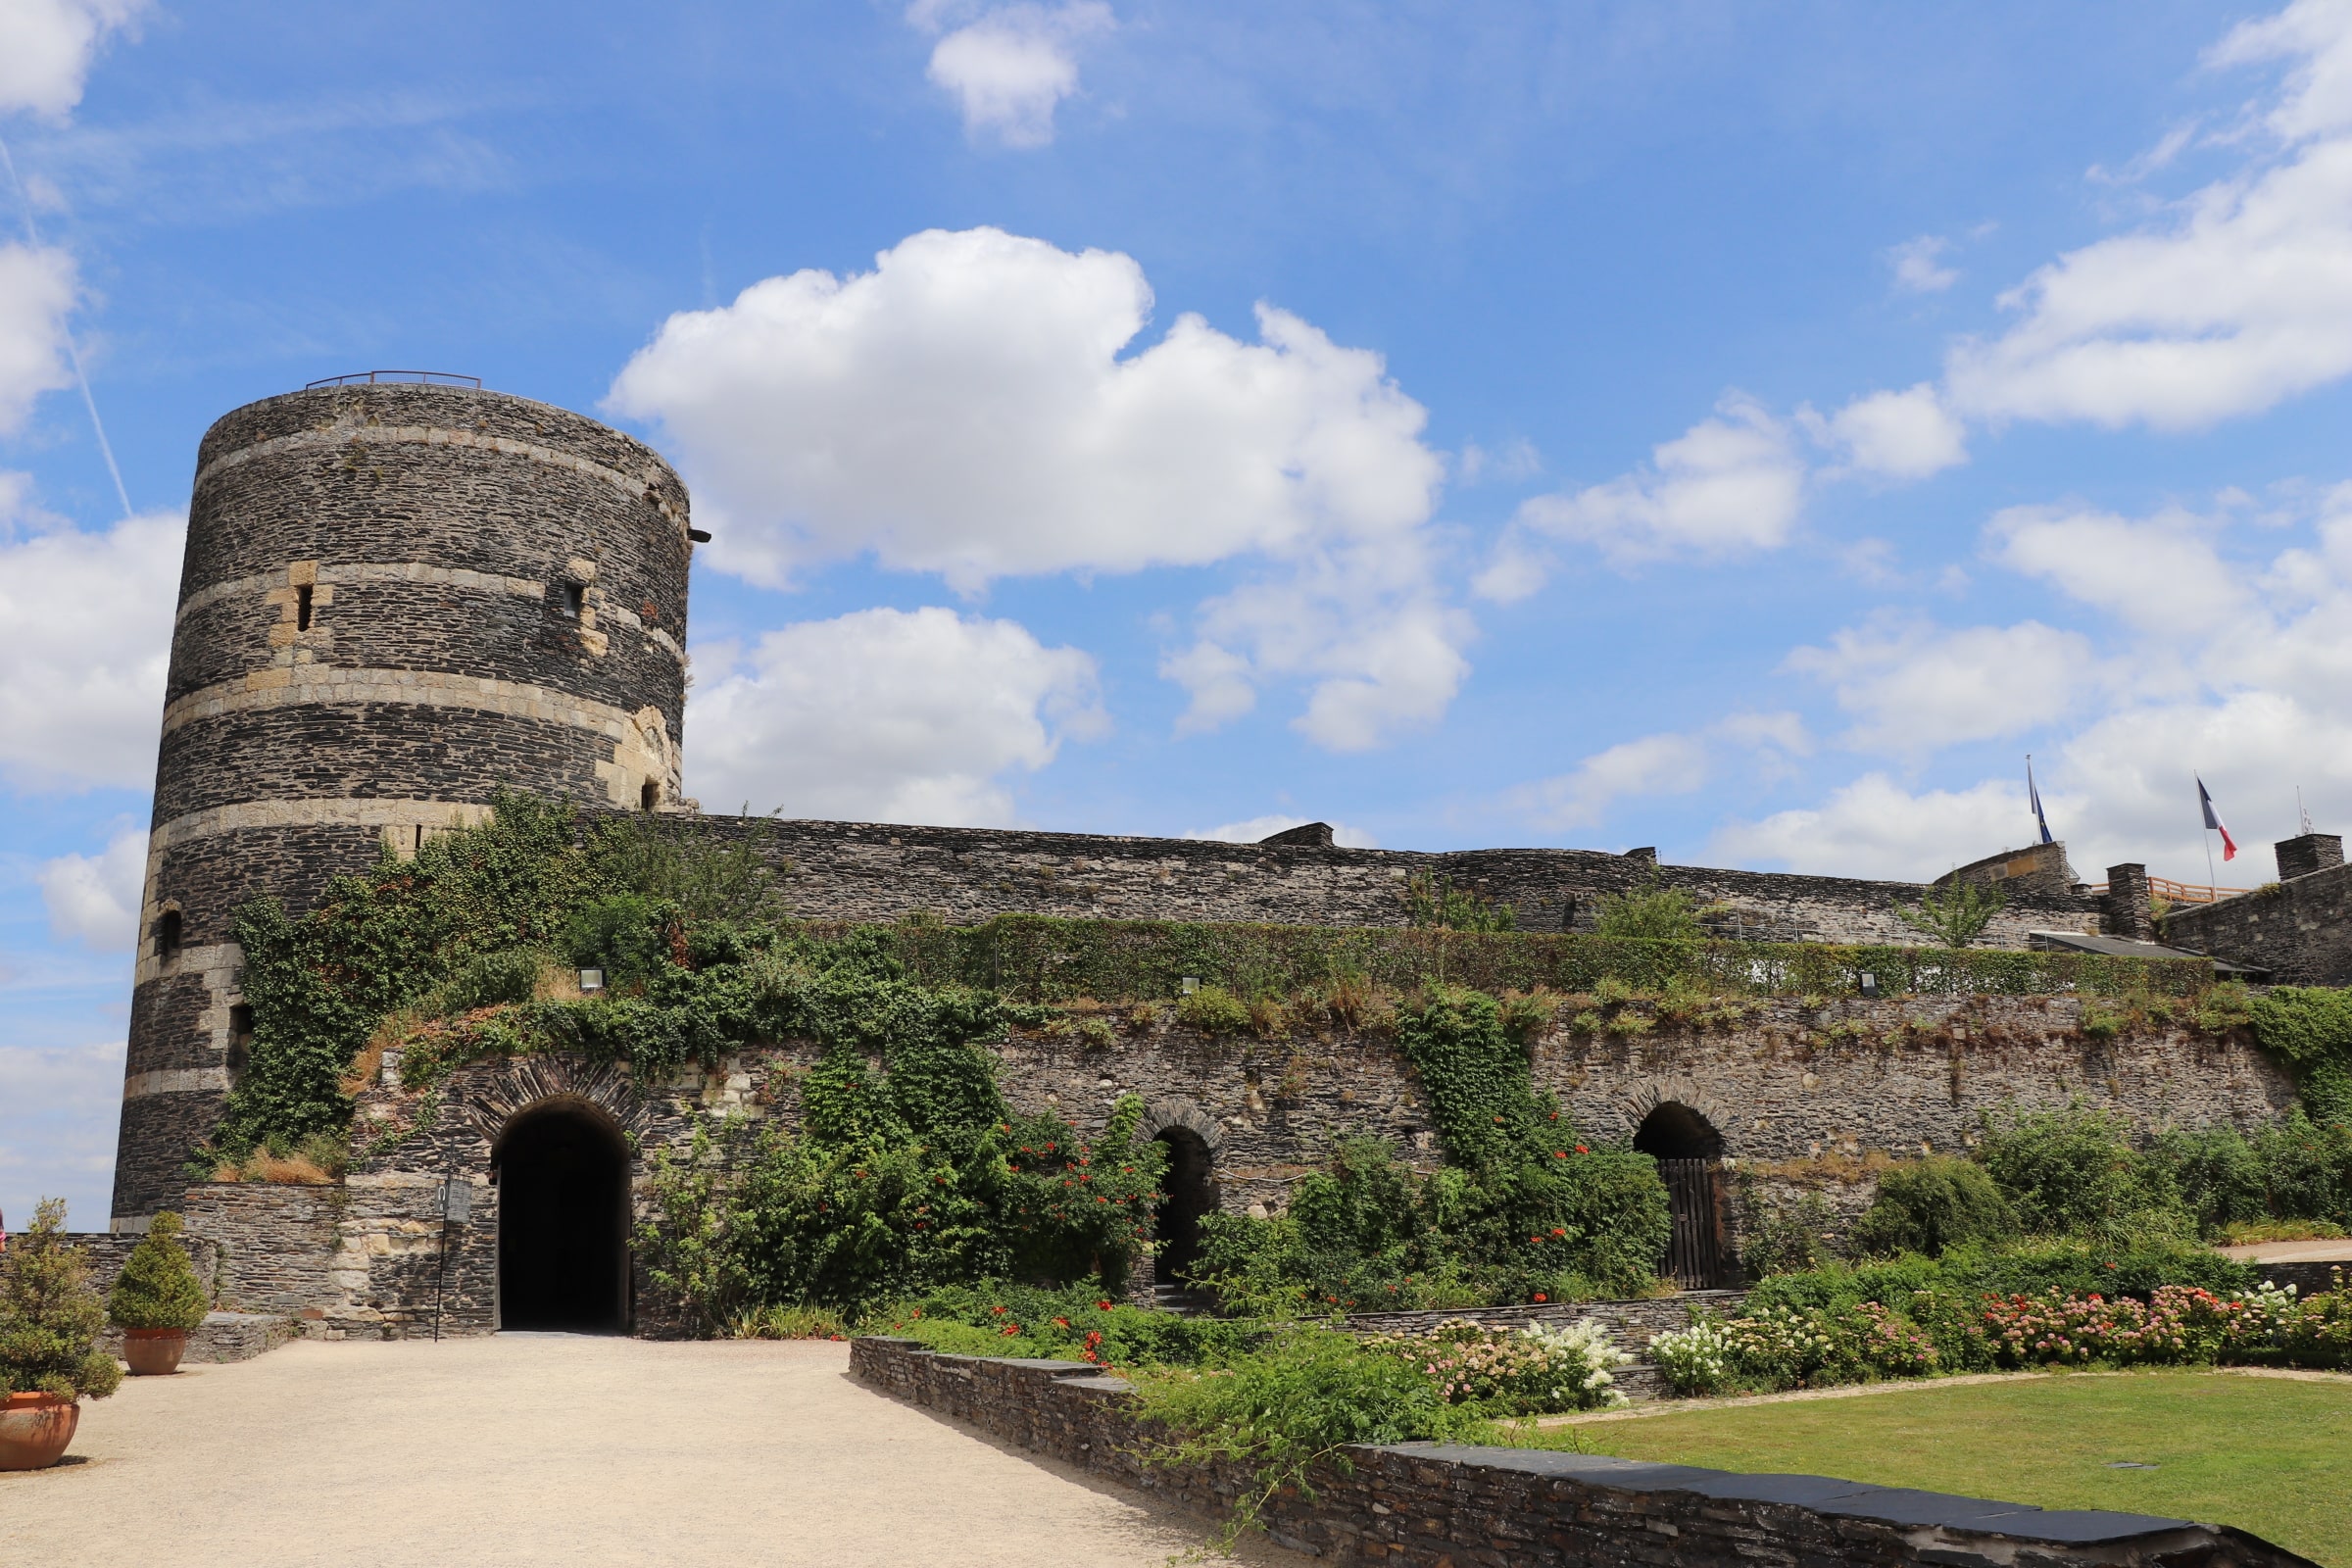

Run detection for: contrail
[[0, 131, 134, 521]]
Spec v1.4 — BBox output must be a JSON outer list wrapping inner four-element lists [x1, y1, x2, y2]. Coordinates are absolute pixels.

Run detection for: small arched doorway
[[494, 1101, 629, 1332], [1152, 1128, 1217, 1290], [1634, 1102, 1732, 1290]]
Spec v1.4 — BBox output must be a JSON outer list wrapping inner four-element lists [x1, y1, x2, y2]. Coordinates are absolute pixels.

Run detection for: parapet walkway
[[0, 1335, 1305, 1567]]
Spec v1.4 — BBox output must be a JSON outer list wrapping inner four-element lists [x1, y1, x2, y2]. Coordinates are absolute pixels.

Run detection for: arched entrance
[[494, 1101, 629, 1332], [1634, 1102, 1732, 1290], [1152, 1127, 1216, 1289]]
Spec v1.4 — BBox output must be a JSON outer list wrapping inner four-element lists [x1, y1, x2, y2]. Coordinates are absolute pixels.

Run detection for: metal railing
[[303, 370, 482, 390], [2082, 875, 2249, 906]]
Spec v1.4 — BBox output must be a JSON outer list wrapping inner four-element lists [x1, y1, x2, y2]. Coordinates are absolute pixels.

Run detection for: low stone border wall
[[851, 1336, 2314, 1568], [96, 1311, 297, 1365]]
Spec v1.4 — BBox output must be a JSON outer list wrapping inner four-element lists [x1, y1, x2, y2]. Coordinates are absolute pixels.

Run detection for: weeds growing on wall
[[2247, 986, 2352, 1124]]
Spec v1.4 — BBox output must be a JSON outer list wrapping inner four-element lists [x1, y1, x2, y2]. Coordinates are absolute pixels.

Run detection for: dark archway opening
[[1152, 1128, 1216, 1288], [495, 1102, 628, 1333], [1634, 1103, 1733, 1290], [1633, 1102, 1724, 1161]]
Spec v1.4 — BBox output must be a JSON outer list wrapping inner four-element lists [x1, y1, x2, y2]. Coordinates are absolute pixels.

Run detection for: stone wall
[[848, 1337, 2306, 1568], [295, 995, 2295, 1334], [710, 817, 2109, 950], [2166, 858, 2352, 987]]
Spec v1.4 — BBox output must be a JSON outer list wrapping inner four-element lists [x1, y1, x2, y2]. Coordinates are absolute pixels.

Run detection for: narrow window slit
[[640, 780, 658, 812], [564, 583, 586, 618], [296, 583, 314, 631], [156, 909, 183, 959]]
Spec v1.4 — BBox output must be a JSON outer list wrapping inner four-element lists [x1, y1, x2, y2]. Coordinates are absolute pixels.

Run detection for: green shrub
[[1174, 984, 1251, 1035], [106, 1212, 209, 1331], [1591, 884, 1703, 943], [1978, 1106, 2194, 1244], [2249, 986, 2352, 1124], [0, 1199, 122, 1400], [1847, 1157, 2014, 1257], [1134, 1326, 1488, 1541]]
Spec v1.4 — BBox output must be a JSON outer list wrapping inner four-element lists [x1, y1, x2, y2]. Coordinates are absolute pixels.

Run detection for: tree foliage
[[1897, 878, 2007, 949], [106, 1211, 210, 1332], [0, 1199, 122, 1400]]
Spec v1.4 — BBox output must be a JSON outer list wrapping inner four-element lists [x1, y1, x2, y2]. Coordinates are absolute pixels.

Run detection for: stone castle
[[102, 380, 2350, 1337]]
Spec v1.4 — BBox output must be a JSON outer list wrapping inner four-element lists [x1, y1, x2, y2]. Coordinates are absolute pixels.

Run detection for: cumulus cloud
[[1479, 394, 1804, 592], [1816, 384, 1968, 479], [39, 825, 144, 949], [1713, 773, 2044, 882], [908, 1, 1112, 148], [611, 226, 1460, 749], [1887, 235, 1959, 294], [0, 511, 181, 791], [682, 606, 1102, 827], [0, 0, 142, 120], [1987, 504, 2247, 636], [0, 244, 77, 434], [1186, 814, 1380, 849], [1785, 616, 2103, 756], [1503, 712, 1809, 834], [1944, 1, 2352, 430]]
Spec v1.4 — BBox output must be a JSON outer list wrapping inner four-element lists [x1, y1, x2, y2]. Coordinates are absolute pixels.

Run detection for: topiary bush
[[106, 1212, 210, 1331], [1846, 1156, 2014, 1257], [0, 1200, 122, 1401]]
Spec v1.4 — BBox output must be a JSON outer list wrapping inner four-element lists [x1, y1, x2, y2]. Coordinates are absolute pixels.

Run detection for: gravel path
[[1, 1336, 1300, 1567]]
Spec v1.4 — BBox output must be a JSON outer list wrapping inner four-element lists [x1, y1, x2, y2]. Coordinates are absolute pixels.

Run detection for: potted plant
[[108, 1211, 210, 1375], [0, 1199, 122, 1470]]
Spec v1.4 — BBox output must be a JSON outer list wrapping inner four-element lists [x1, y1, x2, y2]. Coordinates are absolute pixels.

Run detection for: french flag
[[2197, 776, 2239, 861]]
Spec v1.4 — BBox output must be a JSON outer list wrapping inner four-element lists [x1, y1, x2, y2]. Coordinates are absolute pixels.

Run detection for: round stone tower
[[111, 379, 695, 1225]]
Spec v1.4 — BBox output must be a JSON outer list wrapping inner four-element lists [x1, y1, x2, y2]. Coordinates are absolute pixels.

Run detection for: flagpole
[[2201, 773, 2218, 895]]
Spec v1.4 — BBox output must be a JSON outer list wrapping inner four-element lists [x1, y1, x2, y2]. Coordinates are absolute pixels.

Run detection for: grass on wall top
[[854, 914, 2213, 1005]]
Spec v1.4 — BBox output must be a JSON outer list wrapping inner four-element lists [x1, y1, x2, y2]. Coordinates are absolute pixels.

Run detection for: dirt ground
[[0, 1335, 1304, 1567]]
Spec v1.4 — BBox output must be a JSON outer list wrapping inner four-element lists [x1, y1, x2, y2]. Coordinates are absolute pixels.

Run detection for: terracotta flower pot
[[0, 1393, 79, 1471], [122, 1327, 189, 1376]]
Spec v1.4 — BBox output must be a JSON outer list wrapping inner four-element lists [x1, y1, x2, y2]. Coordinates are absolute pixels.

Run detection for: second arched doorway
[[1152, 1127, 1217, 1291], [494, 1100, 630, 1333], [1634, 1102, 1733, 1290]]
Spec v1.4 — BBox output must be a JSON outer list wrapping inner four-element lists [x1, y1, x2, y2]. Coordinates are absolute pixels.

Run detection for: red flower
[[1575, 1145, 1589, 1153], [1533, 1293, 1548, 1302]]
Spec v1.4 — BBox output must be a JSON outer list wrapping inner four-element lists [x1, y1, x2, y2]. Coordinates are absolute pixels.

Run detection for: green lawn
[[1502, 1372, 2352, 1567]]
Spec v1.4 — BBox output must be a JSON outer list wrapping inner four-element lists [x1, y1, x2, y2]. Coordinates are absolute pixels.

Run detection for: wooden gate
[[1658, 1158, 1732, 1290]]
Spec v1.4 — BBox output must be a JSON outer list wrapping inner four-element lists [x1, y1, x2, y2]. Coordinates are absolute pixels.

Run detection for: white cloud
[[1713, 773, 2045, 882], [610, 225, 1461, 749], [0, 1038, 125, 1233], [0, 0, 142, 120], [0, 511, 181, 791], [1944, 1, 2352, 430], [682, 606, 1102, 827], [0, 244, 77, 434], [1785, 616, 2102, 756], [910, 2, 1113, 149], [1818, 384, 1968, 479], [39, 825, 144, 949], [1987, 504, 2247, 634], [1481, 394, 1804, 591], [1456, 437, 1541, 485], [1503, 712, 1809, 834], [1186, 814, 1379, 849], [1887, 235, 1958, 294]]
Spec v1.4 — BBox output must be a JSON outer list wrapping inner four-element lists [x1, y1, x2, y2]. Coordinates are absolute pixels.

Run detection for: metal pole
[[431, 1174, 453, 1343]]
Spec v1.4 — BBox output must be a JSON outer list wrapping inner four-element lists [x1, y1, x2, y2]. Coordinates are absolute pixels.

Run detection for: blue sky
[[10, 0, 2352, 1226]]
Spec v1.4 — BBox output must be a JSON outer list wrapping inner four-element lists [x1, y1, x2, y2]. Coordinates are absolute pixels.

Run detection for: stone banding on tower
[[112, 382, 693, 1224]]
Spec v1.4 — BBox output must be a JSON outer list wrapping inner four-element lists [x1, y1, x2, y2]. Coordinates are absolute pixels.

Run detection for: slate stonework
[[848, 1337, 2312, 1568], [113, 383, 693, 1223]]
